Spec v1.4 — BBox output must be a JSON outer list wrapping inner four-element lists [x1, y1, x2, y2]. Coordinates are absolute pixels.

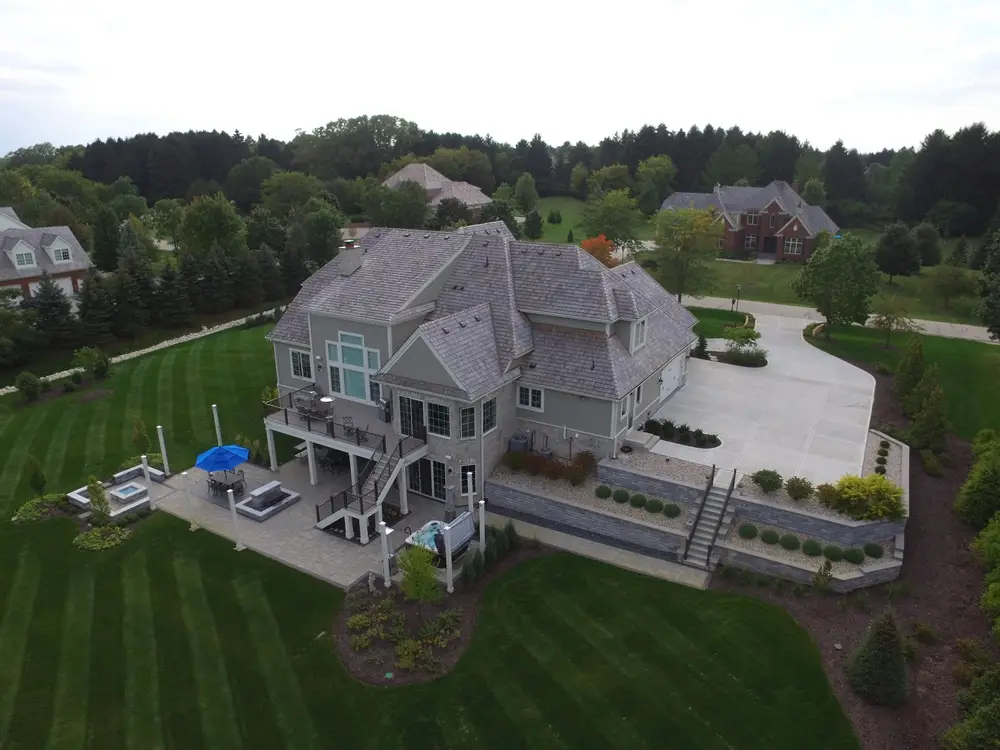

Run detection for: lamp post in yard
[[735, 284, 742, 313]]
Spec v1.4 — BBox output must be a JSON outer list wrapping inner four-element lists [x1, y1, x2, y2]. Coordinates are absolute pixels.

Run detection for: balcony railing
[[264, 385, 388, 452]]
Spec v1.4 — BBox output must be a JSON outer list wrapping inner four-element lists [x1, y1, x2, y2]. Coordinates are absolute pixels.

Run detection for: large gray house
[[263, 222, 696, 539]]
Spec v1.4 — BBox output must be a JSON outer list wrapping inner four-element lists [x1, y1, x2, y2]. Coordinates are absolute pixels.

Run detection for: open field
[[807, 325, 1000, 439], [0, 325, 859, 749]]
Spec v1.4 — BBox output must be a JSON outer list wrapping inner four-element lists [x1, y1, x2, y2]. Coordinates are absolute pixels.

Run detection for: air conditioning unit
[[508, 433, 529, 452], [534, 448, 554, 460]]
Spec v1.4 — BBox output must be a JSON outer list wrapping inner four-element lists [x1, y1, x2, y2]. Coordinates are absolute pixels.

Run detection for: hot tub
[[405, 521, 445, 553]]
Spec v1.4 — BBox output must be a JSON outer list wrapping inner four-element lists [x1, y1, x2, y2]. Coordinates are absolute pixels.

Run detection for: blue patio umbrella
[[195, 444, 250, 474]]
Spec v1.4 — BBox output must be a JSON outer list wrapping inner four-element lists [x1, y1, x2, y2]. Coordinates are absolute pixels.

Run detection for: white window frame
[[636, 383, 642, 406], [620, 396, 628, 419], [631, 318, 647, 352], [326, 332, 381, 403], [769, 214, 777, 228], [52, 246, 71, 263], [482, 397, 497, 434], [746, 212, 759, 226], [744, 233, 758, 250], [460, 464, 477, 495], [14, 250, 36, 268], [716, 237, 724, 250], [427, 401, 451, 437], [431, 459, 447, 500], [289, 349, 313, 381], [518, 386, 544, 412], [460, 406, 476, 439], [784, 237, 803, 255]]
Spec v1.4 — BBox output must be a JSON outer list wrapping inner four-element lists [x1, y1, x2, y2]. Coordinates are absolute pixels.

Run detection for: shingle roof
[[612, 262, 697, 329], [418, 304, 507, 399], [431, 181, 491, 208], [800, 205, 840, 236], [0, 207, 25, 226], [455, 221, 515, 240], [660, 192, 723, 212], [0, 226, 93, 283], [382, 163, 450, 191]]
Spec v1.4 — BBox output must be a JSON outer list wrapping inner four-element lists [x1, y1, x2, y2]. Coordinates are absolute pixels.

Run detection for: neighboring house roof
[[660, 180, 839, 237], [382, 163, 491, 208], [0, 226, 93, 283], [0, 206, 27, 227]]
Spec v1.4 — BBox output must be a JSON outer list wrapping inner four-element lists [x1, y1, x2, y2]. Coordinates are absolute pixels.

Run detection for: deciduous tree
[[947, 236, 969, 266], [702, 143, 759, 187], [492, 183, 513, 202], [246, 205, 286, 252], [645, 207, 721, 303], [399, 545, 444, 619], [869, 296, 920, 348], [913, 222, 942, 266], [513, 173, 538, 214], [932, 265, 976, 309], [178, 193, 247, 258], [569, 163, 589, 199], [151, 198, 184, 249], [364, 182, 427, 228], [636, 155, 677, 202], [479, 200, 521, 239], [792, 235, 880, 335], [226, 156, 279, 212], [581, 189, 643, 257], [802, 178, 826, 205], [580, 234, 617, 267], [874, 222, 920, 283]]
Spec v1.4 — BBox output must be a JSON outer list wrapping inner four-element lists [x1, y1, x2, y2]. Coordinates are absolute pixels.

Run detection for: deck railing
[[264, 385, 387, 452]]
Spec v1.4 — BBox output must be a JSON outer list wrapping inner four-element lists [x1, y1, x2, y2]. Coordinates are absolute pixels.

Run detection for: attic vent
[[484, 255, 489, 268], [458, 321, 466, 328], [555, 250, 562, 256], [452, 285, 459, 290], [444, 235, 450, 239], [473, 315, 481, 322], [374, 232, 381, 238], [631, 269, 636, 275], [403, 232, 411, 237], [441, 327, 450, 334], [536, 249, 544, 255], [521, 248, 528, 254], [528, 362, 537, 369], [423, 234, 430, 239], [590, 359, 596, 371]]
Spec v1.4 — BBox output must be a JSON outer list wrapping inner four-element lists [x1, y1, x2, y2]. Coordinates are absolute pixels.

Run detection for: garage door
[[55, 276, 75, 296], [659, 356, 683, 401]]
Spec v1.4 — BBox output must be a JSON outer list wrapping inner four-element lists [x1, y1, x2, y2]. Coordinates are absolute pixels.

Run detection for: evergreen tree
[[636, 180, 661, 216], [523, 209, 543, 239], [117, 248, 154, 327], [232, 252, 264, 309], [77, 275, 115, 346], [893, 337, 925, 400], [200, 246, 235, 314], [912, 222, 943, 266], [30, 273, 76, 346], [947, 236, 969, 266], [281, 223, 309, 297], [112, 271, 144, 338], [846, 609, 907, 707], [153, 264, 193, 327], [904, 362, 942, 417], [567, 229, 574, 243], [955, 449, 1000, 528], [513, 172, 538, 214], [177, 251, 207, 314], [255, 244, 284, 301], [909, 384, 949, 452], [23, 454, 46, 497], [92, 204, 120, 271], [117, 217, 143, 259]]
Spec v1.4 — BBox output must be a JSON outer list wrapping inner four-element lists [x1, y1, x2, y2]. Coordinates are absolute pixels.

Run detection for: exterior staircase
[[360, 451, 402, 505], [683, 470, 737, 571]]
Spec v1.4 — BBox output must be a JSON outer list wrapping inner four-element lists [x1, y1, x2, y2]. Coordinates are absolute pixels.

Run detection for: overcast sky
[[1, 0, 998, 156]]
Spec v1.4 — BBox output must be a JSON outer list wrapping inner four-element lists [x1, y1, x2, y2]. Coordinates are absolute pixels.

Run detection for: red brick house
[[660, 181, 839, 262], [0, 207, 94, 302]]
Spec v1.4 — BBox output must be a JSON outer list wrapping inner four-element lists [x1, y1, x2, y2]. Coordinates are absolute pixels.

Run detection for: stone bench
[[249, 480, 283, 510]]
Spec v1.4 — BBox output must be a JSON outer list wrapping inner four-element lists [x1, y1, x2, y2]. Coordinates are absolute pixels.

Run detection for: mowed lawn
[[535, 196, 656, 244], [688, 307, 746, 338], [0, 326, 859, 749], [809, 326, 1000, 439]]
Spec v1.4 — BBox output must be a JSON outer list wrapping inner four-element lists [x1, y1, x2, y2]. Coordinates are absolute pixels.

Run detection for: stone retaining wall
[[596, 462, 704, 507], [486, 480, 686, 561], [731, 495, 905, 546], [716, 543, 902, 592]]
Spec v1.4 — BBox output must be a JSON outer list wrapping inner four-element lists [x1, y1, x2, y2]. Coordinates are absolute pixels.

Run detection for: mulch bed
[[712, 362, 996, 750], [332, 543, 551, 686]]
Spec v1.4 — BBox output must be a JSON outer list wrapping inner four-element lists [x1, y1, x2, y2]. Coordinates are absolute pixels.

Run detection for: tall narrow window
[[482, 398, 497, 433], [460, 406, 476, 439], [431, 460, 447, 500], [460, 464, 477, 494]]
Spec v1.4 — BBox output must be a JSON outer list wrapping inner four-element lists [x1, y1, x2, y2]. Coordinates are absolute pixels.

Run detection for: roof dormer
[[46, 237, 72, 264], [7, 240, 37, 270]]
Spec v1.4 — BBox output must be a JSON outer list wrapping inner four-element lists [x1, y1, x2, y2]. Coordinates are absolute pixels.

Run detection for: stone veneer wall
[[716, 544, 903, 593], [596, 462, 704, 507], [486, 480, 686, 561], [730, 496, 905, 547]]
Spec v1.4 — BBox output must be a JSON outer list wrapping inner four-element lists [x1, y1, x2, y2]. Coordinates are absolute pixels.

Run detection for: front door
[[399, 396, 425, 438], [762, 236, 777, 254]]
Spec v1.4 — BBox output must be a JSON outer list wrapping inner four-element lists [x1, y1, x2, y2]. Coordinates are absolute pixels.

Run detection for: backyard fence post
[[379, 521, 392, 588], [212, 404, 222, 446], [478, 499, 486, 550], [466, 470, 475, 515], [444, 523, 454, 594], [141, 455, 155, 509], [182, 471, 198, 530], [156, 425, 170, 475], [265, 428, 277, 472], [228, 489, 245, 551]]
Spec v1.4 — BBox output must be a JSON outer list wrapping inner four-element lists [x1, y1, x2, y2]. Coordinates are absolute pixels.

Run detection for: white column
[[344, 514, 354, 540], [478, 499, 486, 550], [182, 471, 198, 530], [227, 489, 245, 551], [212, 404, 222, 446], [379, 521, 393, 588], [141, 455, 155, 509], [397, 471, 409, 515], [376, 503, 383, 527], [349, 453, 358, 487], [466, 470, 475, 515], [266, 428, 277, 472], [359, 515, 370, 545], [444, 523, 454, 594], [306, 441, 318, 486], [156, 425, 170, 475]]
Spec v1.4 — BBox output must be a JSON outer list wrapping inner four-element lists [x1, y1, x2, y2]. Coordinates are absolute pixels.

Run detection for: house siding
[[390, 317, 424, 357], [308, 314, 390, 367], [514, 389, 616, 460], [386, 338, 459, 389], [273, 341, 311, 392]]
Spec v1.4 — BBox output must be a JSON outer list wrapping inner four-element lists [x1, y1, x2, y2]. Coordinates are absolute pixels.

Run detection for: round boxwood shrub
[[875, 465, 887, 475], [844, 548, 865, 564], [875, 456, 887, 465], [785, 476, 814, 501], [595, 485, 612, 499], [629, 493, 647, 508], [823, 544, 844, 562], [612, 489, 630, 504], [780, 534, 800, 551], [645, 499, 664, 513], [738, 523, 758, 540], [802, 540, 822, 556], [863, 542, 885, 559], [663, 503, 681, 518], [751, 469, 783, 494], [760, 529, 780, 545], [879, 440, 890, 449], [877, 447, 889, 457]]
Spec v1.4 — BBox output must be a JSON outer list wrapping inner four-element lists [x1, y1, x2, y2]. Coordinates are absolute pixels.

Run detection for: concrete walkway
[[689, 296, 996, 344]]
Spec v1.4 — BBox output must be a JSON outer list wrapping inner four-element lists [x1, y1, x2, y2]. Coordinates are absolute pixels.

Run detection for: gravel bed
[[490, 467, 690, 532], [862, 430, 903, 485], [735, 476, 849, 520], [723, 517, 895, 575], [611, 450, 713, 487]]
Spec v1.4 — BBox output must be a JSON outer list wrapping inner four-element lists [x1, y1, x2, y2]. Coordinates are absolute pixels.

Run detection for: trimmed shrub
[[663, 503, 681, 518], [524, 453, 546, 475], [875, 456, 887, 465], [645, 499, 664, 513], [761, 529, 780, 545], [751, 469, 783, 494], [803, 540, 822, 556], [874, 362, 893, 375], [595, 485, 612, 499], [824, 544, 844, 562], [118, 453, 164, 471], [574, 450, 597, 472], [911, 620, 938, 644], [863, 543, 885, 559], [659, 420, 676, 439], [829, 474, 906, 521], [14, 371, 41, 401], [846, 609, 907, 706], [955, 449, 1000, 527], [504, 519, 520, 549], [878, 448, 889, 457], [919, 449, 943, 477], [543, 460, 563, 480], [780, 534, 800, 551], [629, 493, 647, 508], [71, 371, 83, 385], [738, 523, 758, 540], [875, 465, 887, 475], [880, 440, 890, 449], [63, 381, 76, 393], [785, 476, 814, 501], [73, 526, 131, 551], [11, 493, 67, 524], [844, 548, 865, 564], [678, 431, 691, 444], [816, 483, 839, 507], [612, 489, 630, 504], [643, 419, 661, 436]]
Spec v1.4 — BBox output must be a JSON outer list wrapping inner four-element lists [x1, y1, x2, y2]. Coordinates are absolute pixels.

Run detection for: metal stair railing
[[702, 469, 738, 566], [684, 464, 716, 559]]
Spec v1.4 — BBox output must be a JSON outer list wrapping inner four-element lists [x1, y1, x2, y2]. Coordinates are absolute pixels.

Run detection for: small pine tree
[[92, 205, 121, 271], [201, 246, 235, 314], [256, 244, 285, 301], [893, 337, 925, 401], [23, 454, 46, 497], [909, 384, 948, 452], [947, 236, 969, 267], [694, 334, 709, 359], [131, 413, 150, 454], [112, 270, 144, 339], [153, 265, 194, 327], [812, 559, 833, 591], [955, 450, 1000, 528], [30, 273, 76, 346], [566, 229, 574, 243], [524, 209, 543, 240], [281, 225, 309, 297], [78, 275, 115, 346], [904, 363, 942, 418], [232, 252, 265, 309], [117, 248, 155, 327], [846, 608, 907, 707]]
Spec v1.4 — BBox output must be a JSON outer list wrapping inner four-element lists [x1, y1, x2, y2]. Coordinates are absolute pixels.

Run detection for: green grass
[[0, 325, 859, 749], [689, 307, 746, 338], [808, 325, 1000, 439], [535, 196, 656, 245]]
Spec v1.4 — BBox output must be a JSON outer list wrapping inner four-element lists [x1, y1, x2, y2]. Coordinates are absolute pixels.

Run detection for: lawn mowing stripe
[[170, 341, 193, 462], [86, 551, 127, 749], [0, 548, 41, 746], [9, 405, 63, 499], [82, 398, 113, 480], [102, 362, 137, 470], [123, 550, 163, 750], [120, 356, 155, 455], [41, 404, 80, 489], [185, 338, 213, 447], [46, 566, 95, 750], [0, 408, 55, 517], [233, 575, 322, 750], [152, 346, 179, 442], [61, 404, 96, 492], [173, 555, 242, 750]]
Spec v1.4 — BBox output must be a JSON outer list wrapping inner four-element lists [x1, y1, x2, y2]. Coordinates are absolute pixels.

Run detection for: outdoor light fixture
[[314, 355, 323, 371]]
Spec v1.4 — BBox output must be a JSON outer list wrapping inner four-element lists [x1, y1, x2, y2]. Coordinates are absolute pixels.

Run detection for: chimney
[[339, 239, 362, 276], [791, 180, 800, 195]]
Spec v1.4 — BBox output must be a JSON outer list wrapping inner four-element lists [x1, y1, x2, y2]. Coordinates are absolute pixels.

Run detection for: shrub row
[[503, 450, 596, 486], [643, 419, 720, 448], [738, 523, 884, 565], [460, 521, 519, 585], [73, 526, 132, 551], [595, 486, 680, 517]]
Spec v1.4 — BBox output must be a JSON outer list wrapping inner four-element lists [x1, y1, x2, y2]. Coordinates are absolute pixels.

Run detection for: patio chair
[[342, 416, 356, 437]]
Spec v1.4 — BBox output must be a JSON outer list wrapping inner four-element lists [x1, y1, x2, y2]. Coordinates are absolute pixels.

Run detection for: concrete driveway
[[652, 314, 875, 484]]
